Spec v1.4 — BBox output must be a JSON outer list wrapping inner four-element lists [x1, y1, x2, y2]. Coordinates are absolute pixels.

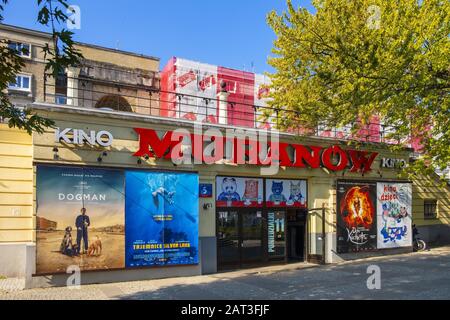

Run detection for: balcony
[[42, 64, 410, 146]]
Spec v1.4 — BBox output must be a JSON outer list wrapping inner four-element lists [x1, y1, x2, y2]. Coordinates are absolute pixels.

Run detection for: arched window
[[95, 94, 132, 112]]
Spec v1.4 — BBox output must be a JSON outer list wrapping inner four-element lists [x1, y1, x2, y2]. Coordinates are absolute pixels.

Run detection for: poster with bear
[[265, 179, 307, 207], [377, 182, 412, 249], [216, 176, 263, 207]]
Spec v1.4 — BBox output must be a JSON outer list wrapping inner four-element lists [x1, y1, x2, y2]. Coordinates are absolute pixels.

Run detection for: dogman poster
[[36, 165, 125, 274], [377, 182, 413, 248]]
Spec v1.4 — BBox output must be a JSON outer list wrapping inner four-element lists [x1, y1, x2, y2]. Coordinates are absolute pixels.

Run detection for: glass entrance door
[[241, 210, 263, 265], [217, 210, 240, 267], [217, 209, 263, 269]]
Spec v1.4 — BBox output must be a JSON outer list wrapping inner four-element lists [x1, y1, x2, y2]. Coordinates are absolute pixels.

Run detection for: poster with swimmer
[[125, 171, 199, 267]]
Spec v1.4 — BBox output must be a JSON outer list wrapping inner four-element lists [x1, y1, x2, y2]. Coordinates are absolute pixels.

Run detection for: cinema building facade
[[1, 25, 449, 288]]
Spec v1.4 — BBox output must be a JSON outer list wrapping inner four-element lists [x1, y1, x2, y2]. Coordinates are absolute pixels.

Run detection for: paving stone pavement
[[1, 246, 450, 300]]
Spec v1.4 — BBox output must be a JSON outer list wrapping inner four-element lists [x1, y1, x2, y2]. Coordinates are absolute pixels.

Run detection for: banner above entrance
[[266, 179, 307, 208], [216, 176, 264, 207]]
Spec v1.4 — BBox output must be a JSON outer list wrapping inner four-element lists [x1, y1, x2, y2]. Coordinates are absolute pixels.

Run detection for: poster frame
[[124, 169, 200, 268], [376, 181, 413, 249], [335, 179, 413, 255], [33, 163, 200, 276]]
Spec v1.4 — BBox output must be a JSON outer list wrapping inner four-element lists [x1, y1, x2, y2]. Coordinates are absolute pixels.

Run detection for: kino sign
[[381, 158, 407, 169], [133, 128, 379, 173], [55, 127, 113, 147]]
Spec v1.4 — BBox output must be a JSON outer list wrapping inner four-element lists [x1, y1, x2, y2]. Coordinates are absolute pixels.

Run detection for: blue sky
[[2, 0, 313, 73]]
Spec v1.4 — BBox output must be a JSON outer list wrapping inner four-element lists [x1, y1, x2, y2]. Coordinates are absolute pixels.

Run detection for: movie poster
[[216, 176, 264, 207], [377, 182, 412, 248], [125, 171, 199, 267], [36, 165, 125, 274], [265, 179, 307, 207], [336, 180, 377, 253]]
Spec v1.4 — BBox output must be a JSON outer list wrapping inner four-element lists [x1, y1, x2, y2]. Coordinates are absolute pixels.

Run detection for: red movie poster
[[336, 180, 377, 253]]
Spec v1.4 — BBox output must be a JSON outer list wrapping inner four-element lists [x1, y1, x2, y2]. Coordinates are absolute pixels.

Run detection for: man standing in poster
[[36, 166, 125, 274], [75, 208, 90, 254]]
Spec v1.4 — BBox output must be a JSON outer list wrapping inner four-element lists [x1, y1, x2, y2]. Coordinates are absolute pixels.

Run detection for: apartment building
[[0, 23, 160, 114]]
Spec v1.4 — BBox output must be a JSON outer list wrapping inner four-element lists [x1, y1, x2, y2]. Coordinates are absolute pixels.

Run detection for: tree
[[266, 0, 449, 177], [0, 0, 82, 134]]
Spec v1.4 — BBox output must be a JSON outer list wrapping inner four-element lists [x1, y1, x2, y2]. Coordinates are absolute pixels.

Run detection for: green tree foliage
[[267, 0, 449, 177], [0, 0, 82, 134]]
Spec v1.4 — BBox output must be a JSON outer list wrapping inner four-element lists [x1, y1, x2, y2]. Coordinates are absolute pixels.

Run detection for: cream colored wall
[[2, 107, 449, 245], [0, 124, 34, 243], [74, 44, 159, 72], [412, 174, 450, 227], [27, 110, 419, 240]]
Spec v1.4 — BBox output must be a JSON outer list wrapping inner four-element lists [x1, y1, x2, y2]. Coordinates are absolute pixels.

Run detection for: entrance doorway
[[287, 225, 305, 261], [286, 209, 307, 262], [217, 209, 264, 269]]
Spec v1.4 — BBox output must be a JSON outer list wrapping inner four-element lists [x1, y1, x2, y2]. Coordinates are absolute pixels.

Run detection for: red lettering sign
[[321, 146, 349, 171], [133, 128, 378, 173], [348, 150, 378, 173]]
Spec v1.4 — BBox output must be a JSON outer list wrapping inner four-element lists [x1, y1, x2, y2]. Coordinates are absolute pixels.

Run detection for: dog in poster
[[87, 235, 102, 256]]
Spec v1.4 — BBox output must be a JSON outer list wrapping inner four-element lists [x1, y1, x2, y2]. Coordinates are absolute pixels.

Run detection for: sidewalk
[[0, 278, 25, 293], [1, 245, 450, 300]]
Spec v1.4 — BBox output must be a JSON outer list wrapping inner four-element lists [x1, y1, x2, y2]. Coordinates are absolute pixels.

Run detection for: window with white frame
[[8, 42, 31, 58], [8, 74, 32, 92], [55, 94, 67, 105]]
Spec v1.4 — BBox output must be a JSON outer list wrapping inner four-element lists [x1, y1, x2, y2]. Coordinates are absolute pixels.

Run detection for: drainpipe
[[322, 204, 326, 264], [217, 80, 229, 125]]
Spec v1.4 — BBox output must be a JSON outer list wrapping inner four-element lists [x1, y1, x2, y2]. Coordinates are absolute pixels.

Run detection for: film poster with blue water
[[125, 171, 199, 267]]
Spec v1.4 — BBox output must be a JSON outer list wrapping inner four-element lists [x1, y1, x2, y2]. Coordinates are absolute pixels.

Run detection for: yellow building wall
[[0, 124, 34, 243], [74, 44, 159, 72], [412, 174, 450, 227], [1, 108, 449, 245], [29, 110, 413, 240]]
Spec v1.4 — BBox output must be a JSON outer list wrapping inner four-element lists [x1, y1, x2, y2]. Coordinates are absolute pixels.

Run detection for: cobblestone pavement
[[1, 246, 450, 300]]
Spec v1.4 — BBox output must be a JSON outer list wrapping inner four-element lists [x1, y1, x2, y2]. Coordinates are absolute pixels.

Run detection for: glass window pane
[[8, 42, 17, 51], [9, 76, 19, 88], [22, 76, 30, 89], [21, 44, 30, 56], [55, 95, 67, 105], [241, 211, 263, 262], [217, 211, 239, 265]]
